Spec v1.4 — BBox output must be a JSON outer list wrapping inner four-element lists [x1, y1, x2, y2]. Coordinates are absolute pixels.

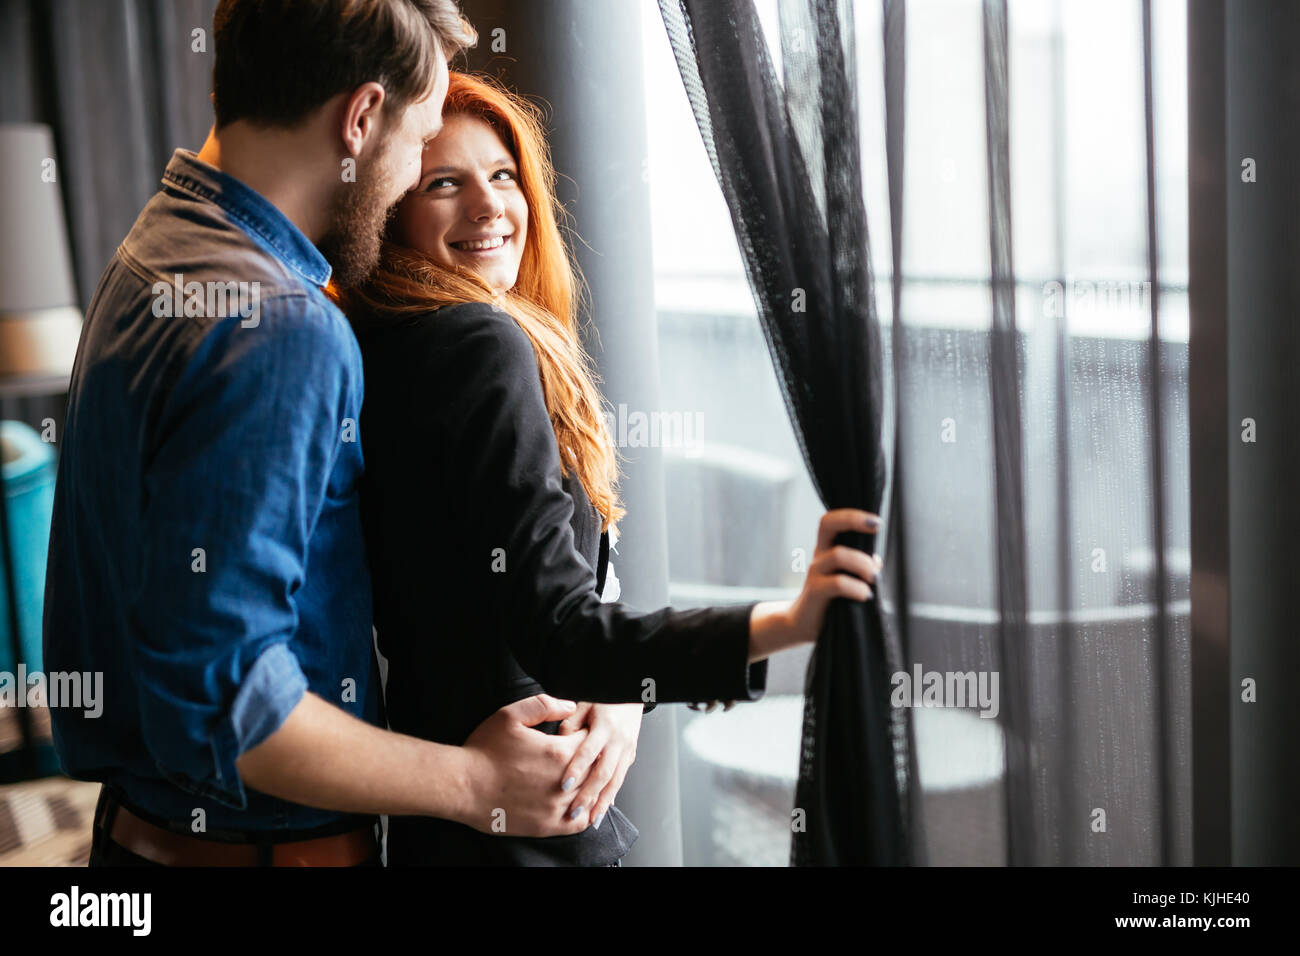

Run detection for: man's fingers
[[555, 714, 583, 735], [501, 693, 577, 728], [516, 801, 590, 838]]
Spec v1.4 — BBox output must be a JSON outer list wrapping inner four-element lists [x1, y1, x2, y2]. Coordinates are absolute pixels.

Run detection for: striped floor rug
[[0, 776, 100, 867]]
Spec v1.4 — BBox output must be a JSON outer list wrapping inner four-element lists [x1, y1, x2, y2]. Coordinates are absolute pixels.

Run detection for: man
[[43, 0, 594, 866]]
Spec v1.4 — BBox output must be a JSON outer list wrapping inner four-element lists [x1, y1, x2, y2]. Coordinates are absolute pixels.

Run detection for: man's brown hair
[[211, 0, 476, 129]]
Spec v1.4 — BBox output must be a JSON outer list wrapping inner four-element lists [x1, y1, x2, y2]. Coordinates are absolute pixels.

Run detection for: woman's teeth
[[452, 236, 506, 251]]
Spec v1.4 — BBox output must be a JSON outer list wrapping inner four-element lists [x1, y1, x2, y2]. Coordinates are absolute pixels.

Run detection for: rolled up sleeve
[[227, 642, 309, 759], [128, 297, 357, 808]]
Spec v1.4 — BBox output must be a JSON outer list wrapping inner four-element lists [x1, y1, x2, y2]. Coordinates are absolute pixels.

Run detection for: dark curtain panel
[[0, 0, 219, 309], [658, 0, 921, 866], [0, 0, 216, 437]]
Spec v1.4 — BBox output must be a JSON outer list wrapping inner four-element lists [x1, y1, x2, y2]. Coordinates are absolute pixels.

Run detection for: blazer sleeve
[[425, 303, 767, 705]]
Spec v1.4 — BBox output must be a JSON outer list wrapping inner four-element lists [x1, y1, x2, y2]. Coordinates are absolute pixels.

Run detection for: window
[[641, 0, 1188, 866]]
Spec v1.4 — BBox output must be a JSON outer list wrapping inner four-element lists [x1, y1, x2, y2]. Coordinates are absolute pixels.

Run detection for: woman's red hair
[[339, 71, 624, 531]]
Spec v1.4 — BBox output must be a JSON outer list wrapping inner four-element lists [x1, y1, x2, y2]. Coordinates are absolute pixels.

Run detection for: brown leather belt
[[96, 790, 379, 867]]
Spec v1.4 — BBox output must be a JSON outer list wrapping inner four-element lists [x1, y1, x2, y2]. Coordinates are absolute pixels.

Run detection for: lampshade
[[0, 124, 83, 387]]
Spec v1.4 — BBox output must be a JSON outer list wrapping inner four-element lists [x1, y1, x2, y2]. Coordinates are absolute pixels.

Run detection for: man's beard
[[317, 150, 399, 290]]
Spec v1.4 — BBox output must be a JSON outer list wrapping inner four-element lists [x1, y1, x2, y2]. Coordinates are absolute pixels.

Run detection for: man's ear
[[340, 81, 388, 157]]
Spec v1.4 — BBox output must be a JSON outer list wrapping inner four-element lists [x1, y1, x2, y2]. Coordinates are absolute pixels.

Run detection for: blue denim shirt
[[43, 149, 378, 835]]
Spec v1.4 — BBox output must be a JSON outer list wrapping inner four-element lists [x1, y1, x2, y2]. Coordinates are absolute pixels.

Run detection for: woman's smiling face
[[393, 112, 528, 293]]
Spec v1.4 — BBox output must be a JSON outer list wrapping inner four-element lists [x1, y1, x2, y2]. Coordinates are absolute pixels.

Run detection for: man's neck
[[196, 123, 333, 243]]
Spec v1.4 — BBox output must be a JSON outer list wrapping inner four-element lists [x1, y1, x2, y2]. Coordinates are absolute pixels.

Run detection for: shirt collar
[[160, 148, 332, 289]]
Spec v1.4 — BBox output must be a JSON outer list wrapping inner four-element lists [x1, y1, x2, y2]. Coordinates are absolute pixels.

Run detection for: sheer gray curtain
[[659, 0, 918, 865], [661, 0, 1191, 865]]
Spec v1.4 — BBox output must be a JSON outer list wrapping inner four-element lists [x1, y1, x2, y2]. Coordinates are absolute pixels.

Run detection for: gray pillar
[[1190, 0, 1300, 865], [463, 0, 683, 866]]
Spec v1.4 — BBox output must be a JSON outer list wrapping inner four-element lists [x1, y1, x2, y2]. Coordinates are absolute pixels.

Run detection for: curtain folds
[[979, 0, 1034, 868], [658, 0, 920, 866], [0, 0, 219, 307]]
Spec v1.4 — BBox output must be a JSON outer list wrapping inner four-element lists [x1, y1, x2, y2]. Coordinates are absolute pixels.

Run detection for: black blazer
[[355, 302, 767, 865]]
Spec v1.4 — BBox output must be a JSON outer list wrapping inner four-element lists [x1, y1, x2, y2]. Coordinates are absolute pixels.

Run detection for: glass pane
[[642, 0, 819, 867], [641, 0, 1189, 866]]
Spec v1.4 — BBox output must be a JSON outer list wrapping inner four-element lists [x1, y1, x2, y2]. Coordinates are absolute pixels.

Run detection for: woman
[[341, 72, 882, 866]]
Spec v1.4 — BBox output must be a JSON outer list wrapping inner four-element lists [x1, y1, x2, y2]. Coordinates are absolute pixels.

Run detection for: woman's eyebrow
[[426, 158, 515, 174]]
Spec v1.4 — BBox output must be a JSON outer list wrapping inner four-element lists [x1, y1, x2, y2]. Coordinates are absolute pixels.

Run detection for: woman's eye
[[426, 177, 455, 192], [491, 169, 517, 182]]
